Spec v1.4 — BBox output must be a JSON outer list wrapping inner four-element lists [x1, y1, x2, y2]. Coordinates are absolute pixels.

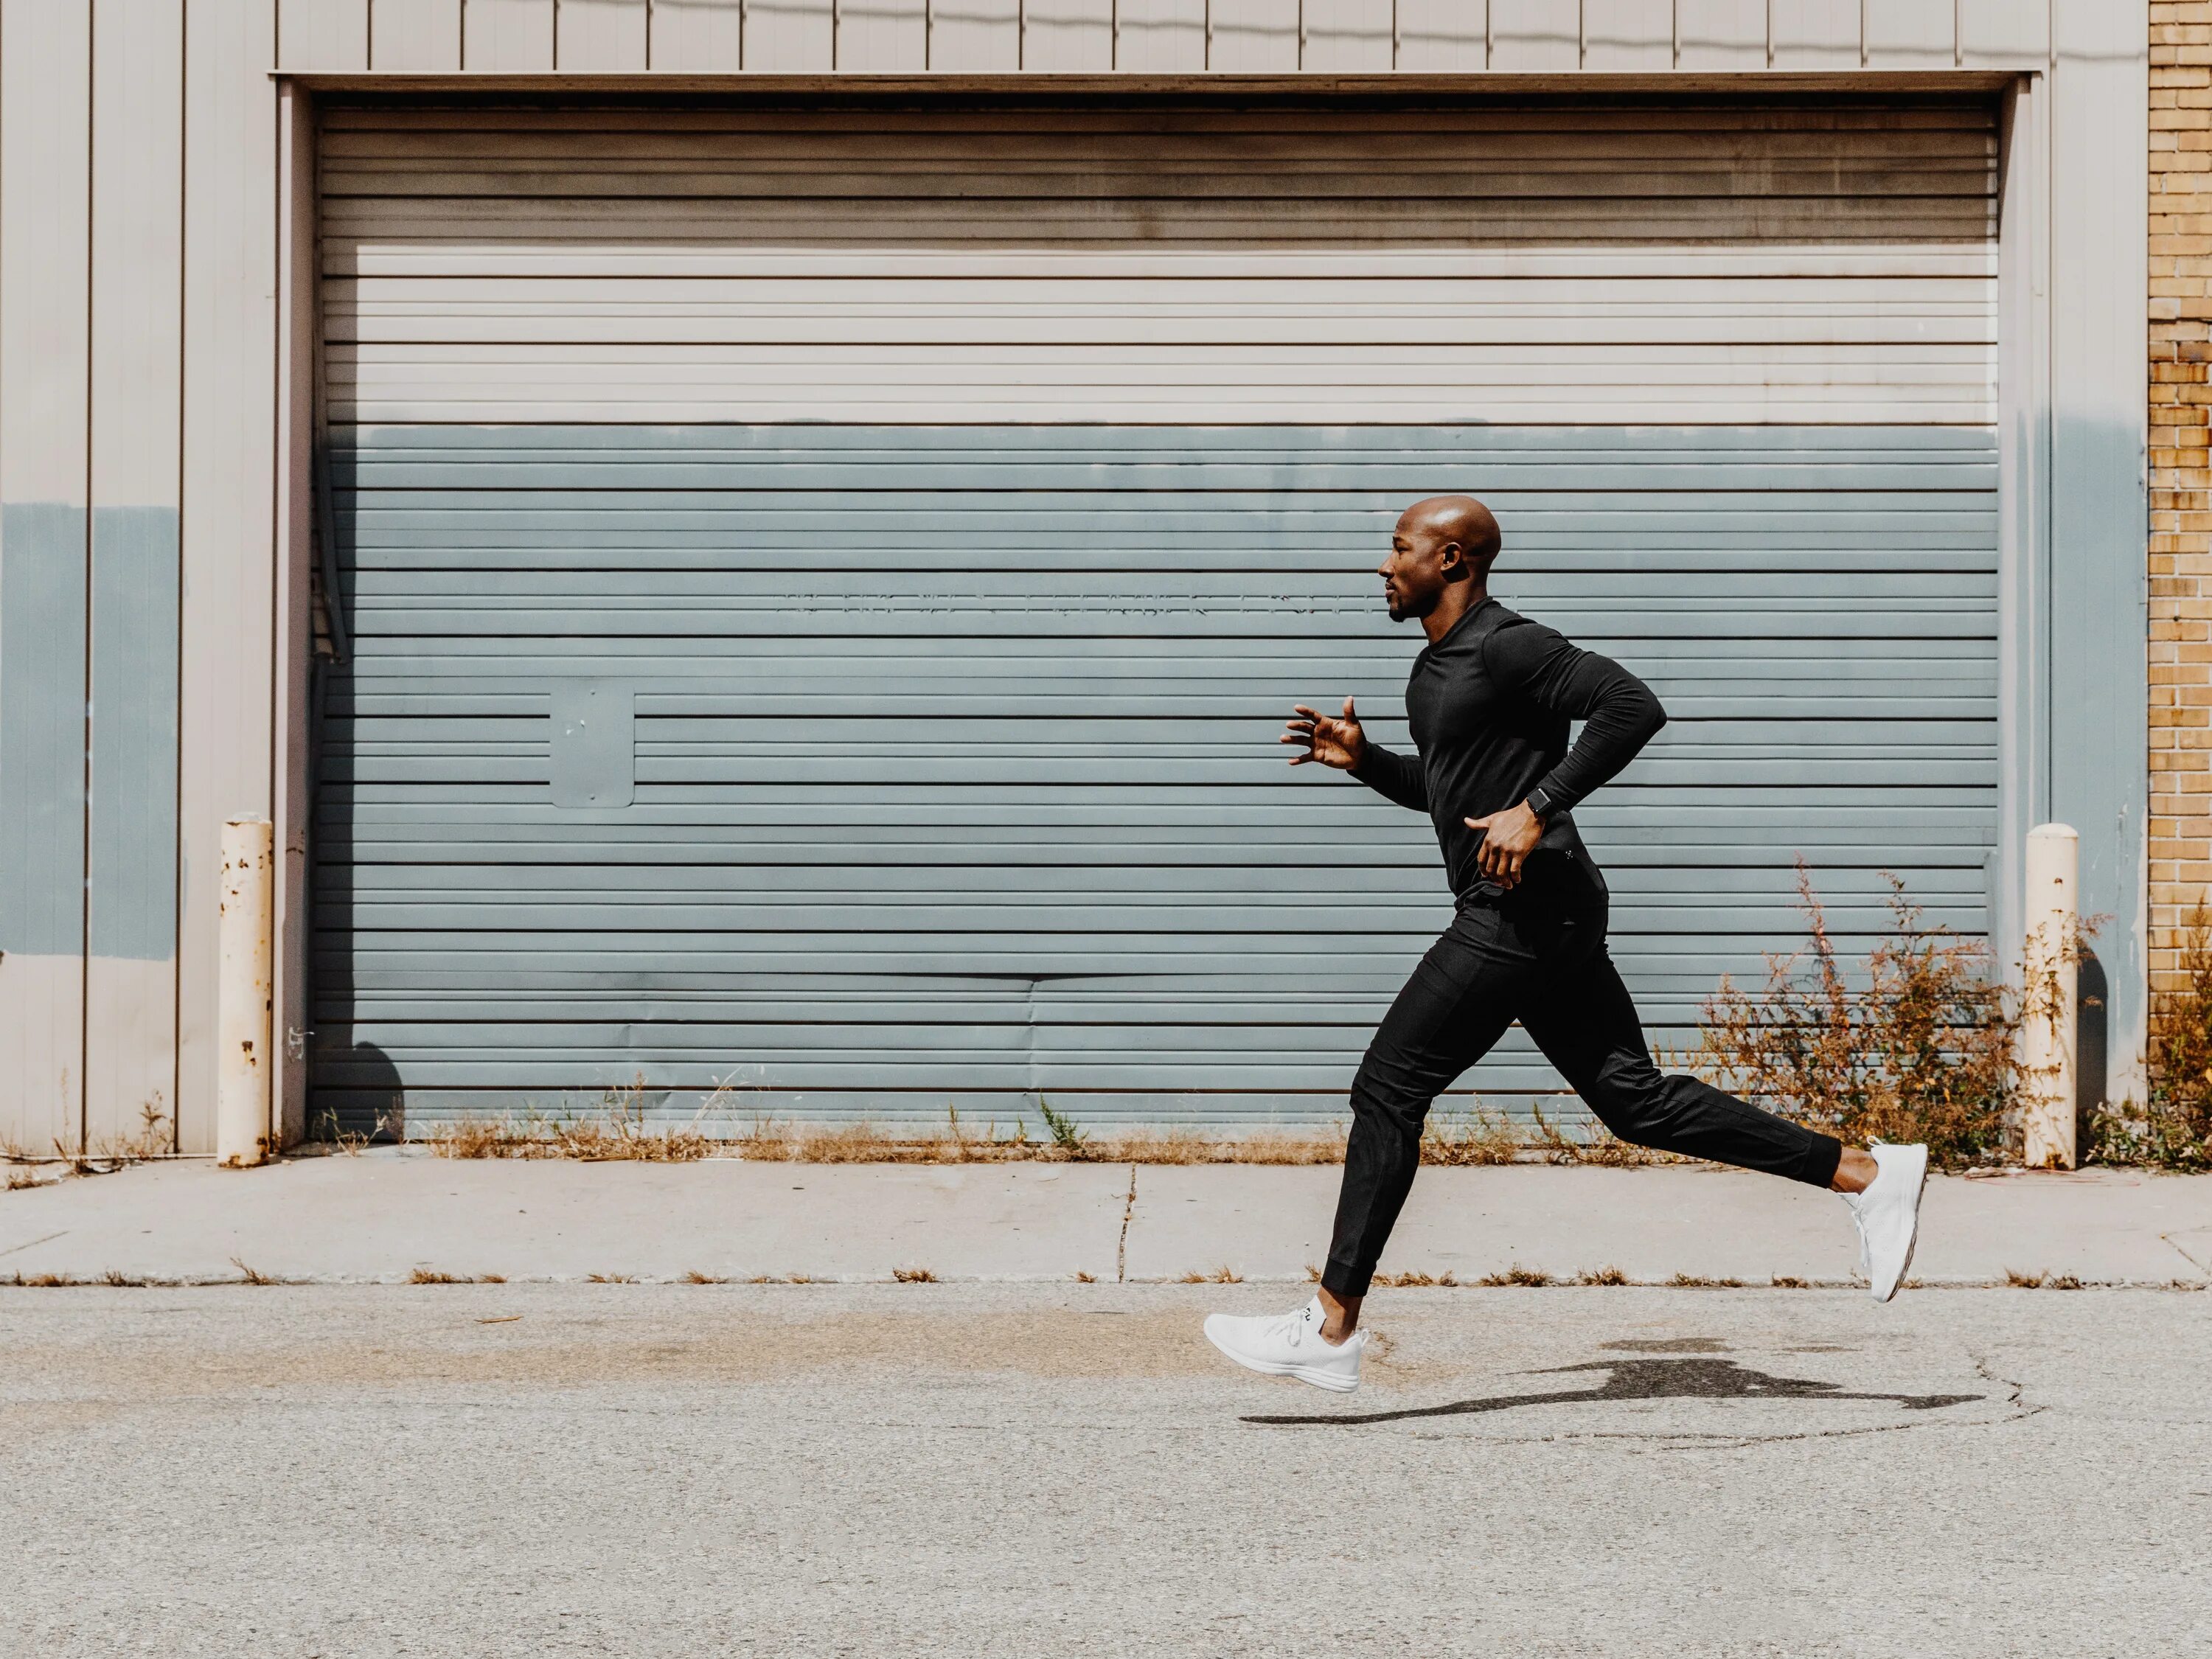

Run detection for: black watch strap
[[1525, 786, 1559, 821]]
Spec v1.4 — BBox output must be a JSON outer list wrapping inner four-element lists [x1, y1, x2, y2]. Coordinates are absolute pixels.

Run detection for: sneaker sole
[[1203, 1326, 1361, 1392], [1873, 1149, 1931, 1304]]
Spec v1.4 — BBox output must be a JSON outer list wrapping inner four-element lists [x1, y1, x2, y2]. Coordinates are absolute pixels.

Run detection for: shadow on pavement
[[1244, 1357, 1983, 1427]]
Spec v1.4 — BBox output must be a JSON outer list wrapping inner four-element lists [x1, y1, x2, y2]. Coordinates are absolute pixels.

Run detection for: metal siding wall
[[930, 0, 1021, 72], [461, 0, 556, 69], [1023, 0, 1115, 71], [1210, 0, 1300, 71], [2051, 0, 2150, 1098], [87, 0, 186, 1151], [279, 0, 371, 68], [1677, 0, 1767, 69], [0, 1, 91, 1152], [648, 0, 745, 72], [1489, 1, 1580, 70], [177, 0, 280, 1152], [372, 0, 463, 69], [555, 0, 649, 70], [313, 99, 2001, 1131]]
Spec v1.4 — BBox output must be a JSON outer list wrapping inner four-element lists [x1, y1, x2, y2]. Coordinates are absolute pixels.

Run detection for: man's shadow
[[1245, 1357, 1982, 1427]]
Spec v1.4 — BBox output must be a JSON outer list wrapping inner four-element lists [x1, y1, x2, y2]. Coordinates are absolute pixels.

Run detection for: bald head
[[1378, 495, 1502, 627], [1398, 495, 1502, 574]]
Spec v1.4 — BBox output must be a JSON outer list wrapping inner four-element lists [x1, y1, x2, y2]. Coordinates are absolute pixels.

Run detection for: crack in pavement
[[1116, 1164, 1135, 1284]]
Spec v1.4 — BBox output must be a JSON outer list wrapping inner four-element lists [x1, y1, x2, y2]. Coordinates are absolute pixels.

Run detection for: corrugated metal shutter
[[313, 96, 1999, 1134]]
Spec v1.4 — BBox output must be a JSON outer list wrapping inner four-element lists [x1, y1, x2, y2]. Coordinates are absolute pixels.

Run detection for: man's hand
[[1281, 697, 1366, 771], [1464, 801, 1544, 889]]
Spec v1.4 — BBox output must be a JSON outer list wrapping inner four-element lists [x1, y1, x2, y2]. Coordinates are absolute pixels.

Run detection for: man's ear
[[1439, 539, 1467, 579]]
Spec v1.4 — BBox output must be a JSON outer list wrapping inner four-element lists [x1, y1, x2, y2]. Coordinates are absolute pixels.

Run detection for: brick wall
[[2151, 4, 2212, 1003]]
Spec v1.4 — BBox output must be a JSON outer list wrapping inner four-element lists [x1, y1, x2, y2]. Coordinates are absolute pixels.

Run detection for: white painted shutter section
[[314, 97, 2000, 1130]]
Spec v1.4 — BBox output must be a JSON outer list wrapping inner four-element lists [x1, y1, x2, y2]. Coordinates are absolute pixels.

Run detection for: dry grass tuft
[[892, 1266, 939, 1284], [1668, 1273, 1745, 1288], [408, 1268, 467, 1285], [1480, 1265, 1554, 1287], [1576, 1266, 1630, 1287], [683, 1270, 728, 1284], [1175, 1265, 1243, 1284], [586, 1272, 637, 1284], [1074, 1270, 1097, 1283], [1770, 1274, 1810, 1289], [231, 1257, 274, 1287], [1420, 1105, 1523, 1166]]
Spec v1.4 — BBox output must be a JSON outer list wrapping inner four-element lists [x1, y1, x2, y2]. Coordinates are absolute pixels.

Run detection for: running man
[[1204, 495, 1928, 1393]]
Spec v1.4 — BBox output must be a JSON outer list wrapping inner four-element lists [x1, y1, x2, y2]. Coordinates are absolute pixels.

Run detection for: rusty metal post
[[2021, 824, 2079, 1169], [216, 818, 274, 1167]]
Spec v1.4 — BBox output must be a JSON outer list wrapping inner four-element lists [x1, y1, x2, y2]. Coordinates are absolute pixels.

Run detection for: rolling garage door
[[312, 96, 2000, 1133]]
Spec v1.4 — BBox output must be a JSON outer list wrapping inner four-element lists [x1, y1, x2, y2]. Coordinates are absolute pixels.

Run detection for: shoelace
[[1269, 1308, 1311, 1350]]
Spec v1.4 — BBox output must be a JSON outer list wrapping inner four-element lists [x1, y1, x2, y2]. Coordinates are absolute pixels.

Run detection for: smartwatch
[[1524, 786, 1559, 823]]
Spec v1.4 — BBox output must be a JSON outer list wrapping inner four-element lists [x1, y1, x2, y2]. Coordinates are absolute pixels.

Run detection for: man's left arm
[[1464, 620, 1668, 886]]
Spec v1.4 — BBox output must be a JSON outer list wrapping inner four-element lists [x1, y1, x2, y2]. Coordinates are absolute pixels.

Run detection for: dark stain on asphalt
[[1243, 1357, 1983, 1427], [1601, 1338, 1731, 1353]]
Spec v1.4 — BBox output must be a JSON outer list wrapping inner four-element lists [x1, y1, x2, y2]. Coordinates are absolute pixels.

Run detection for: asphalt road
[[4, 1282, 2205, 1658]]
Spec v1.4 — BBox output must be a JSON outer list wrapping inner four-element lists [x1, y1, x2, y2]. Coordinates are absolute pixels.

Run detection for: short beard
[[1386, 589, 1435, 625]]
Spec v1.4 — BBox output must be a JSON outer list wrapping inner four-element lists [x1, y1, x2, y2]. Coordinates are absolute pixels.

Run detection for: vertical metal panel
[[747, 0, 835, 69], [929, 0, 1020, 70], [1489, 0, 1579, 69], [178, 0, 279, 1153], [839, 0, 926, 72], [1116, 0, 1206, 71], [2049, 0, 2149, 1098], [649, 0, 745, 69], [277, 0, 370, 67], [1209, 0, 1298, 70], [1863, 0, 1955, 66], [1584, 0, 1671, 69], [87, 0, 185, 1150], [0, 0, 90, 1153], [1397, 0, 1486, 68], [1994, 74, 2050, 1060], [274, 84, 319, 1145], [460, 0, 554, 69], [1960, 0, 2048, 66], [554, 0, 648, 69], [1677, 0, 1767, 69], [1303, 0, 1394, 70], [1769, 0, 1859, 67], [370, 0, 462, 68], [1023, 0, 1113, 70]]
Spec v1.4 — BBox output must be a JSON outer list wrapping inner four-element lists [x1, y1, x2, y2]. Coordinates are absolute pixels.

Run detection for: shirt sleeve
[[1346, 740, 1429, 813], [1481, 616, 1667, 814]]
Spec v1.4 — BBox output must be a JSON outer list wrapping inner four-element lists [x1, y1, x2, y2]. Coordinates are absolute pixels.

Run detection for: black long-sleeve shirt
[[1348, 597, 1666, 901]]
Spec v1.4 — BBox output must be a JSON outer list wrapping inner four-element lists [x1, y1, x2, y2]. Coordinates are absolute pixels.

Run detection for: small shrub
[[1034, 1096, 1090, 1159], [1695, 863, 2015, 1170], [2087, 901, 2212, 1169]]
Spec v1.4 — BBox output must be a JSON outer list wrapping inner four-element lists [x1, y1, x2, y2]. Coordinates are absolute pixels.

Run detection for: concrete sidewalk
[[5, 1151, 2210, 1286]]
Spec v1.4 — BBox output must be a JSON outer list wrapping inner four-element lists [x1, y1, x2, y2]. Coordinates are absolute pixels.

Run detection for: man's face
[[1379, 512, 1458, 622]]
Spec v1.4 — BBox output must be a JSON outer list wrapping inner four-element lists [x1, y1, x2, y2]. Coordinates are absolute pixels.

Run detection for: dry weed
[[1696, 863, 2015, 1169], [1770, 1274, 1809, 1289], [1576, 1266, 1630, 1287], [2089, 900, 2212, 1168], [1668, 1273, 1745, 1288], [682, 1270, 727, 1284], [408, 1269, 467, 1284], [1479, 1265, 1554, 1287], [1074, 1270, 1097, 1283], [231, 1258, 274, 1286], [1420, 1105, 1523, 1166], [892, 1266, 939, 1283]]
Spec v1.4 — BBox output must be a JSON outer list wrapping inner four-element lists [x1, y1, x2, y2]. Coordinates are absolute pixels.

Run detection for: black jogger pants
[[1322, 852, 1843, 1299]]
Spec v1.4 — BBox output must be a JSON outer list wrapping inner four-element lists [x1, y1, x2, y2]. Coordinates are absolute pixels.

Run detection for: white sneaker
[[1842, 1143, 1930, 1302], [1203, 1297, 1367, 1392]]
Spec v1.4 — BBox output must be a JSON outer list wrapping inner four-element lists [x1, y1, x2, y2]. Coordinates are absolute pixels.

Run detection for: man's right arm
[[1348, 741, 1429, 813], [1281, 695, 1427, 811]]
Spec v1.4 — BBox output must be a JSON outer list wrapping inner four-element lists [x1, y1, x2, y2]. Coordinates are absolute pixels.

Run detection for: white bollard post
[[216, 817, 275, 1168], [2021, 823, 2079, 1169]]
